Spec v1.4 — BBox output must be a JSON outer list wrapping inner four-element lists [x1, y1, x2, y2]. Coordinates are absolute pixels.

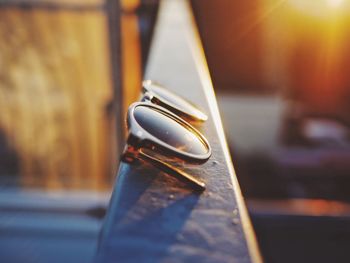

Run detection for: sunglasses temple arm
[[137, 151, 206, 192]]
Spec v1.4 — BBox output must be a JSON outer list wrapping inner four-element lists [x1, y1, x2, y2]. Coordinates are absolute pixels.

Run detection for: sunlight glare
[[288, 0, 349, 18], [328, 0, 344, 8]]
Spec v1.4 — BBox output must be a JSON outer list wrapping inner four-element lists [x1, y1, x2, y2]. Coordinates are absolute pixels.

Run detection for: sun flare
[[327, 0, 344, 8], [288, 0, 349, 18]]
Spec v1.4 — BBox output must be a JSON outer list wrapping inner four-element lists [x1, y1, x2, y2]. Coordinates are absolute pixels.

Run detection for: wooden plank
[[0, 7, 116, 190], [96, 0, 263, 262], [120, 4, 142, 124], [0, 0, 104, 8]]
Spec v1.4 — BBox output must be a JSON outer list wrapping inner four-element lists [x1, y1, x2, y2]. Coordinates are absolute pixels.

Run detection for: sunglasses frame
[[142, 80, 208, 123], [126, 102, 211, 164]]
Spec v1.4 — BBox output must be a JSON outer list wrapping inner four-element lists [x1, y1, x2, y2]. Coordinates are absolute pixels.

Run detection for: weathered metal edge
[[183, 1, 264, 262]]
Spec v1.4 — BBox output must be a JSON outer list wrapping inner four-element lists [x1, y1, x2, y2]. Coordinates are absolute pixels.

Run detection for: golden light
[[288, 0, 349, 18], [327, 0, 344, 8], [279, 0, 350, 116]]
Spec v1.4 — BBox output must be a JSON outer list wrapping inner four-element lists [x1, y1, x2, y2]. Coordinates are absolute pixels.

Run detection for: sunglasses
[[121, 80, 211, 191]]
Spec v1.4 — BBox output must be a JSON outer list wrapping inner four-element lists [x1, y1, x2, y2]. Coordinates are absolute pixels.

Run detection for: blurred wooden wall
[[0, 0, 122, 191], [120, 0, 142, 117]]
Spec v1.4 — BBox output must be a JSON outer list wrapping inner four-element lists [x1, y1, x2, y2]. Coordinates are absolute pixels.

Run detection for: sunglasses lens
[[144, 82, 207, 121], [134, 106, 209, 155]]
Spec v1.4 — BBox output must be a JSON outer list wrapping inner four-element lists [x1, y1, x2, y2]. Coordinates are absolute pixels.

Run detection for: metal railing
[[96, 1, 262, 262]]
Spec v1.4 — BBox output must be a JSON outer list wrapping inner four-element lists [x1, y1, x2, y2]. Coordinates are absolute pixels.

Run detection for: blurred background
[[192, 0, 350, 262], [0, 1, 120, 262], [0, 0, 349, 262], [0, 0, 159, 262]]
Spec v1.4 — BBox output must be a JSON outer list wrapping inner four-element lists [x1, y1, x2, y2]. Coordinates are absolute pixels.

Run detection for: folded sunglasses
[[121, 80, 211, 191]]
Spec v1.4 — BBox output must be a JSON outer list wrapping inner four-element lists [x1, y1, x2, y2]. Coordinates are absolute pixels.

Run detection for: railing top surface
[[96, 0, 262, 262]]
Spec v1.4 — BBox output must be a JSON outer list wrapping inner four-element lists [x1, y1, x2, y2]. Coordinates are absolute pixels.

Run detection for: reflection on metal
[[137, 150, 206, 192], [0, 1, 119, 191]]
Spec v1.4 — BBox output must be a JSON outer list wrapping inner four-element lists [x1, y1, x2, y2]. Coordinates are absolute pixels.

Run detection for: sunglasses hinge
[[141, 92, 153, 102], [121, 145, 139, 164]]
